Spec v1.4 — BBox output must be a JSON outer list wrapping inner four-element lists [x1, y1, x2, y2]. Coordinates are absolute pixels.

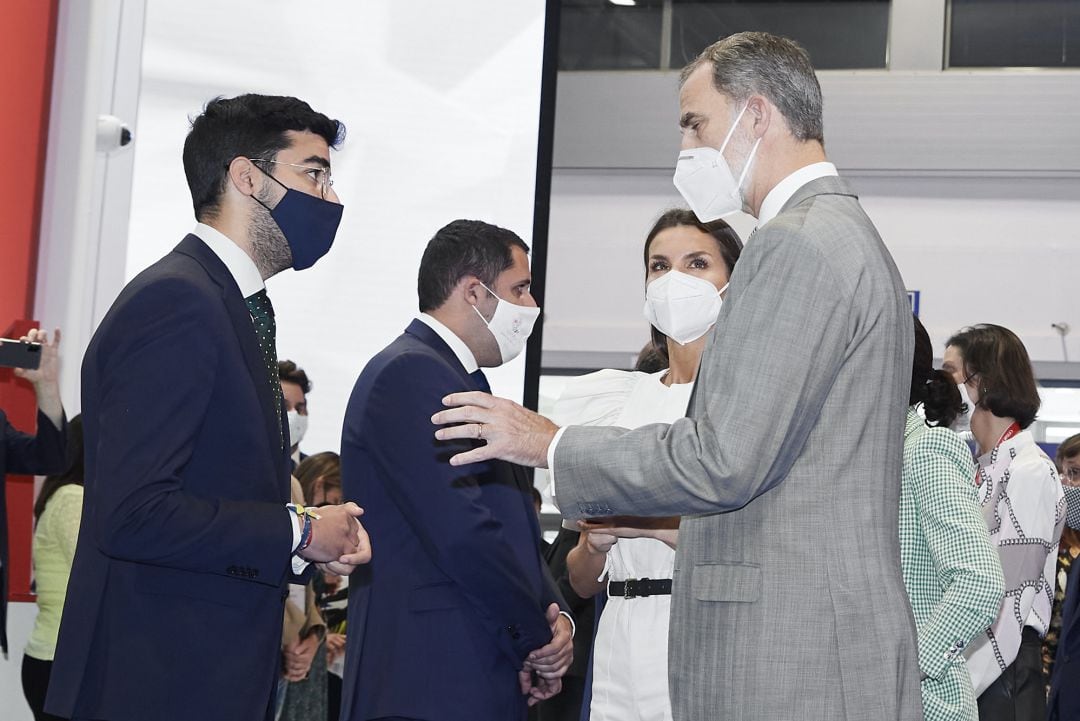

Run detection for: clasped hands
[[297, 502, 372, 575], [519, 603, 573, 706]]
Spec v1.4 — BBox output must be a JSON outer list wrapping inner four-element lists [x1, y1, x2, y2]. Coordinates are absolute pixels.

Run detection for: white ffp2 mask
[[643, 270, 728, 345], [673, 102, 760, 222], [287, 410, 308, 448]]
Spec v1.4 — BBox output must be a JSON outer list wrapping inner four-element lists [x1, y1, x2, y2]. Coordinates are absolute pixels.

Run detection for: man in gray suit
[[433, 32, 922, 720]]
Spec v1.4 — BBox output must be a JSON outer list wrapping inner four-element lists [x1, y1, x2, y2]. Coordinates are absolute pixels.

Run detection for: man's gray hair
[[681, 32, 824, 143]]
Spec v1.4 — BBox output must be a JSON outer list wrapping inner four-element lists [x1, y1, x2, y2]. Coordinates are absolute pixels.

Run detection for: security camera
[[96, 114, 133, 152]]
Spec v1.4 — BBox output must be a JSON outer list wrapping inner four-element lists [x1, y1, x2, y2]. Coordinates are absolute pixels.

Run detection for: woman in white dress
[[557, 208, 741, 721]]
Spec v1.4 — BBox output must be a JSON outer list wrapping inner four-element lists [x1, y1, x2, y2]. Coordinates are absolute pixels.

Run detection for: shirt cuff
[[286, 505, 311, 574], [559, 610, 576, 638], [546, 427, 569, 510]]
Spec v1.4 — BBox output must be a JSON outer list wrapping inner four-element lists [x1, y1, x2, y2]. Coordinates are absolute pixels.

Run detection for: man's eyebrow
[[679, 112, 702, 129], [302, 155, 331, 168]]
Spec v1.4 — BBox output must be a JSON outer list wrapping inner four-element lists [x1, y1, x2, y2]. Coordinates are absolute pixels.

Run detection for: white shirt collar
[[193, 223, 264, 299], [417, 313, 479, 374], [755, 162, 839, 228]]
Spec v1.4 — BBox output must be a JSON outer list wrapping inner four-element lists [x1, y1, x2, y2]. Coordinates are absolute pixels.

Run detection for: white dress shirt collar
[[417, 313, 479, 374], [755, 161, 839, 228], [193, 223, 264, 299]]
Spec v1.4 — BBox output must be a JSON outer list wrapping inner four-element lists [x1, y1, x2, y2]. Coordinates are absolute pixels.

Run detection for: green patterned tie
[[245, 289, 284, 445]]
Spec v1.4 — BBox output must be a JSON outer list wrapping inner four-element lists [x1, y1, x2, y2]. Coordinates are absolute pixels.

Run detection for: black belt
[[607, 578, 672, 599]]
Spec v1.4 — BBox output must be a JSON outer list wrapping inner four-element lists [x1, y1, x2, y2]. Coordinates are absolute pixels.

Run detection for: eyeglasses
[[251, 158, 334, 199], [1062, 467, 1080, 483]]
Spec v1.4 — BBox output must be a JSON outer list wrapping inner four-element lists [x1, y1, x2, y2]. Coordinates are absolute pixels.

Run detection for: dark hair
[[278, 359, 312, 395], [529, 485, 543, 512], [634, 341, 669, 374], [1057, 434, 1080, 469], [681, 32, 824, 143], [945, 324, 1040, 429], [417, 220, 530, 312], [34, 415, 84, 522], [1055, 434, 1080, 548], [294, 451, 341, 506], [642, 209, 742, 369], [183, 94, 345, 222], [909, 314, 964, 427]]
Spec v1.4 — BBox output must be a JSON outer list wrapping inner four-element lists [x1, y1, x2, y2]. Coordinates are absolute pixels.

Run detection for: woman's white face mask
[[643, 270, 728, 345]]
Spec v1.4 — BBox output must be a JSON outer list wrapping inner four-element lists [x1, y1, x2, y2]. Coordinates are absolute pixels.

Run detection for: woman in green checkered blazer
[[900, 316, 1005, 721]]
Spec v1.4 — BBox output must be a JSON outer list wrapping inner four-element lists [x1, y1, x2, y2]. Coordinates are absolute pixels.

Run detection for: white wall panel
[[127, 0, 548, 455], [544, 170, 1079, 367]]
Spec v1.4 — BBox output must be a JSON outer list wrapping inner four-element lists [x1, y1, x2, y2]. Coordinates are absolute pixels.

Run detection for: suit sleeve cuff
[[286, 505, 311, 573], [547, 427, 569, 510]]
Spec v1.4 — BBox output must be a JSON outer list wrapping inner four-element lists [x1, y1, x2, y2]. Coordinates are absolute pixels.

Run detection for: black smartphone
[[0, 338, 42, 370]]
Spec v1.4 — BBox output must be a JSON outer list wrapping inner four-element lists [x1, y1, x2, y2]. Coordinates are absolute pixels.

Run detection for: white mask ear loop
[[717, 102, 749, 157], [717, 282, 730, 298], [734, 136, 761, 190]]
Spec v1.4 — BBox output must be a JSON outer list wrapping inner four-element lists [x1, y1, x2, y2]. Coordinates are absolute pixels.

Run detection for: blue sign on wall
[[907, 290, 920, 317]]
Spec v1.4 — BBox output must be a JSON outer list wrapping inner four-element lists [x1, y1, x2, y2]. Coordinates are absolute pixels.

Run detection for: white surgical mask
[[951, 382, 975, 435], [473, 283, 540, 364], [643, 270, 729, 345], [287, 410, 308, 448], [673, 102, 761, 222]]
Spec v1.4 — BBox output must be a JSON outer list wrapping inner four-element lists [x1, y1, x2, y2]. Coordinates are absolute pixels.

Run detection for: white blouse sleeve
[[551, 369, 643, 428]]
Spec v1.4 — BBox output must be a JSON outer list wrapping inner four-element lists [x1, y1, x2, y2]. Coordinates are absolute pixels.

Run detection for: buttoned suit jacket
[[0, 408, 67, 656], [554, 176, 923, 720], [47, 235, 295, 721], [339, 319, 564, 721]]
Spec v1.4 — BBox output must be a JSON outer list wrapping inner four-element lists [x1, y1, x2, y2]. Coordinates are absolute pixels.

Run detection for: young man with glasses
[[46, 94, 370, 721]]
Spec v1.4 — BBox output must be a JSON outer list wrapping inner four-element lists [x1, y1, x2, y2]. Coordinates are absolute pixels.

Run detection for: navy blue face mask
[[252, 167, 343, 270]]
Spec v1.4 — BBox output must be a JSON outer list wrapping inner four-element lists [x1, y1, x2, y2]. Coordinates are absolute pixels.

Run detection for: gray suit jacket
[[555, 176, 922, 720]]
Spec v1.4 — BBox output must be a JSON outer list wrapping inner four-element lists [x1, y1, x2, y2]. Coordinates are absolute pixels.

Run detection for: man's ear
[[459, 276, 487, 308], [745, 94, 772, 139], [225, 156, 260, 198]]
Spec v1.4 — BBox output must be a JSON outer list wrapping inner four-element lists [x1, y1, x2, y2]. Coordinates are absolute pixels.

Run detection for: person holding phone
[[559, 209, 741, 721], [1, 327, 66, 663]]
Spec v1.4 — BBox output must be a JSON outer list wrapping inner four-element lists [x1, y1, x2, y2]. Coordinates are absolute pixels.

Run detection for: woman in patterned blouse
[[901, 316, 1004, 721], [943, 324, 1066, 721]]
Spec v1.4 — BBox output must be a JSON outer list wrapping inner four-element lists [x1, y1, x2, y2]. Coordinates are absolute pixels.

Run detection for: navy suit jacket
[[0, 408, 67, 656], [1048, 556, 1080, 720], [47, 236, 295, 721], [340, 319, 565, 721]]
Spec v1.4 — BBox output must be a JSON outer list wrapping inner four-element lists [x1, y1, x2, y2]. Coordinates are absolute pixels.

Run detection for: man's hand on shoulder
[[431, 391, 559, 468], [300, 502, 371, 572]]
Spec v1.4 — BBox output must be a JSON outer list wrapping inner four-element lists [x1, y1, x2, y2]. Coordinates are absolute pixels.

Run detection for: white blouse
[[963, 430, 1066, 695], [552, 369, 694, 583]]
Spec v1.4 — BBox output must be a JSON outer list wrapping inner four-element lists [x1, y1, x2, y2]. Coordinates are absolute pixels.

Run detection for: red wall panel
[[1, 0, 60, 601]]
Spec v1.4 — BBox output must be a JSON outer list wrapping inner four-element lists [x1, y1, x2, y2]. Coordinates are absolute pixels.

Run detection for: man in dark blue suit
[[340, 220, 573, 721], [46, 94, 370, 721], [1048, 489, 1080, 721], [0, 328, 66, 661]]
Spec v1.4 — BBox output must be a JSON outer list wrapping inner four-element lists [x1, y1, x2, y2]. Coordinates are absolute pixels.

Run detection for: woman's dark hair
[[642, 209, 742, 368], [945, 324, 1040, 429], [909, 315, 964, 427], [294, 451, 341, 506], [34, 415, 84, 521]]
